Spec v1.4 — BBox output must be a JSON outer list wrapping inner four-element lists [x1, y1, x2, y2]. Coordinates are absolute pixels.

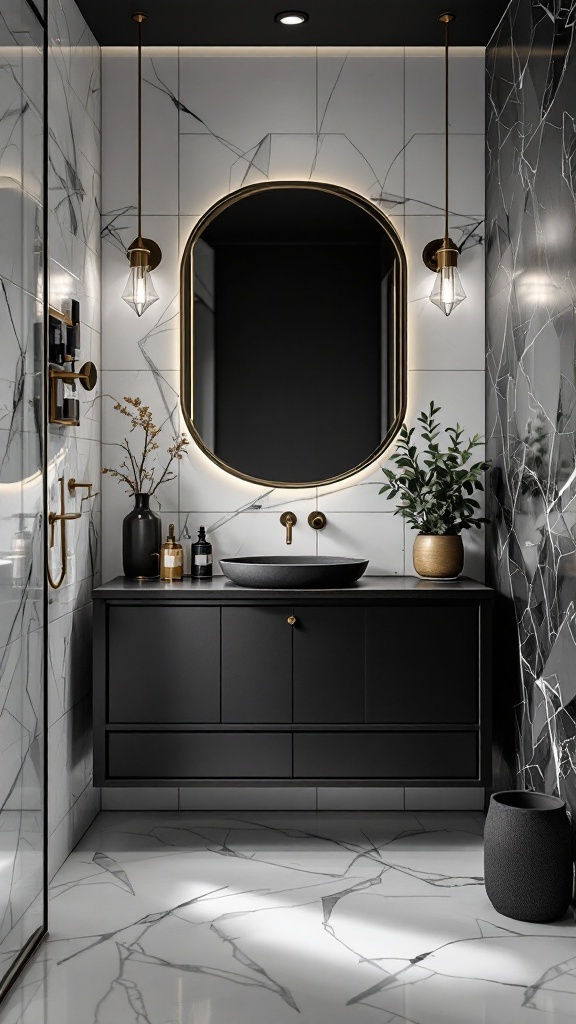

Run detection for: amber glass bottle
[[160, 523, 183, 581]]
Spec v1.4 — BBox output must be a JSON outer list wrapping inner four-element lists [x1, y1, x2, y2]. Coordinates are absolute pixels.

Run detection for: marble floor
[[1, 811, 575, 1023]]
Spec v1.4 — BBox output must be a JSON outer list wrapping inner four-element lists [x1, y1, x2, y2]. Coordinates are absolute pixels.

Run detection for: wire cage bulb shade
[[429, 263, 466, 316], [122, 248, 159, 317]]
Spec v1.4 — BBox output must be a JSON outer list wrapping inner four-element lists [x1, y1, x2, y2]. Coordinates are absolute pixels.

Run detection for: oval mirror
[[181, 182, 407, 487]]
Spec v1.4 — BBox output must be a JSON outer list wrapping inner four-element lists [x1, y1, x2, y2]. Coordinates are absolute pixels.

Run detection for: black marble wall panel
[[486, 0, 576, 810]]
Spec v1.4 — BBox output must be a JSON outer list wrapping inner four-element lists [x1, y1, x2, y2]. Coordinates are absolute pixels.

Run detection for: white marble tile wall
[[101, 46, 485, 582], [46, 0, 101, 878]]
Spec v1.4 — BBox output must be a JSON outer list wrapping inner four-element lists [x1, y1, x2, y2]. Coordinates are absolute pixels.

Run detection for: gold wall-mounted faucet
[[280, 511, 297, 545]]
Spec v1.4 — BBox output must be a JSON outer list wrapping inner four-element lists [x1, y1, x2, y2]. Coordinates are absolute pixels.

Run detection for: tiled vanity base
[[101, 785, 486, 811]]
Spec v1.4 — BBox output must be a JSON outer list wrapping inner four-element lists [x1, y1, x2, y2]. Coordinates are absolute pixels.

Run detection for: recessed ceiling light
[[275, 11, 309, 25]]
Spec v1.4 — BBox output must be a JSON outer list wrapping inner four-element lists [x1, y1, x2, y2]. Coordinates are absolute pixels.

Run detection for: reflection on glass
[[0, 0, 46, 1000]]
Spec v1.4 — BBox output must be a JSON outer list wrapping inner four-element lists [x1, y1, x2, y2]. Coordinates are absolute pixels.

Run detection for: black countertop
[[94, 575, 493, 602]]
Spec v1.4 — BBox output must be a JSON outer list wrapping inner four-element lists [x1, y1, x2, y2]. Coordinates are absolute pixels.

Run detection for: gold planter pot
[[413, 533, 464, 579]]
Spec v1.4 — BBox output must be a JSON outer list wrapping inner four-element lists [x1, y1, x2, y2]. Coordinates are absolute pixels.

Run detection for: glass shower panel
[[0, 0, 46, 997]]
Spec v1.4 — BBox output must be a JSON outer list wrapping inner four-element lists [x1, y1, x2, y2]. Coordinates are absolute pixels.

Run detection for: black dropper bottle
[[191, 525, 212, 579]]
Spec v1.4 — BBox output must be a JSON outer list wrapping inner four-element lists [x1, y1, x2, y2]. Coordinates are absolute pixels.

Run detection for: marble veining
[[0, 0, 45, 987], [45, 0, 102, 877], [486, 1, 576, 811], [101, 45, 486, 585], [2, 810, 575, 1023]]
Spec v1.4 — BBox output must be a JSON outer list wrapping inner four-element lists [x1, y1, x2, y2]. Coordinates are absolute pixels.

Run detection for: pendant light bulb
[[428, 238, 465, 316], [429, 263, 465, 317], [122, 246, 158, 317]]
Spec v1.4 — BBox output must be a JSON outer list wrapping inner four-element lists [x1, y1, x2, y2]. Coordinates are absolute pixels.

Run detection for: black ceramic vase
[[122, 493, 161, 579], [484, 790, 574, 922]]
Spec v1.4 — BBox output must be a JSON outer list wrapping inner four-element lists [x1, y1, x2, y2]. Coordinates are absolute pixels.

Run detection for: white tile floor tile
[[3, 811, 575, 1023]]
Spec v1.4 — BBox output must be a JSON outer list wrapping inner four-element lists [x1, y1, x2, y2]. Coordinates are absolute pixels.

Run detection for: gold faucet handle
[[68, 478, 98, 504], [68, 478, 90, 495], [308, 511, 327, 530], [280, 511, 297, 545], [48, 511, 81, 546]]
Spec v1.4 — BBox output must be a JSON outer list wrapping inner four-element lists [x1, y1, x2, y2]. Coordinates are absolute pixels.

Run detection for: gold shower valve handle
[[48, 509, 81, 547], [280, 511, 297, 545], [68, 478, 98, 503], [308, 511, 327, 530]]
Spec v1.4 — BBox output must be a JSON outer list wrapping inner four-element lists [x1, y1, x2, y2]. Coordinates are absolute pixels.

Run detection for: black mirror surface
[[181, 182, 406, 487]]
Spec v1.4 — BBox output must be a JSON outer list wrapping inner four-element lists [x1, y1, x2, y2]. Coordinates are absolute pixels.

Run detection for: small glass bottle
[[160, 523, 183, 581], [191, 525, 212, 579], [62, 378, 79, 421]]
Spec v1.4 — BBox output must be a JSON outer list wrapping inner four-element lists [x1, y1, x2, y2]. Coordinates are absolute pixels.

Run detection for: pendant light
[[422, 12, 465, 317], [122, 12, 162, 317]]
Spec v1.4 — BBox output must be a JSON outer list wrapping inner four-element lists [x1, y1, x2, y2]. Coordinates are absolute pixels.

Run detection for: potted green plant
[[379, 403, 490, 578]]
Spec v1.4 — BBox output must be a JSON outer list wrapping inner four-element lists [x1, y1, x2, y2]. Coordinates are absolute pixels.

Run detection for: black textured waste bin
[[484, 790, 574, 923]]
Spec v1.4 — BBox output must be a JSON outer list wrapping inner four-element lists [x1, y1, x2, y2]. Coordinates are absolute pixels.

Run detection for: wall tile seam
[[0, 279, 44, 302], [48, 778, 98, 837], [48, 235, 102, 262], [172, 510, 404, 515], [47, 688, 94, 730], [46, 85, 102, 137], [48, 599, 94, 622], [48, 598, 96, 624], [48, 154, 102, 184], [0, 623, 45, 654], [48, 797, 102, 880]]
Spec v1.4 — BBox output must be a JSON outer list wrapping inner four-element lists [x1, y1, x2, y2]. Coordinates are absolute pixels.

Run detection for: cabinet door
[[293, 607, 365, 722], [108, 606, 220, 723], [221, 607, 292, 723], [366, 604, 478, 724]]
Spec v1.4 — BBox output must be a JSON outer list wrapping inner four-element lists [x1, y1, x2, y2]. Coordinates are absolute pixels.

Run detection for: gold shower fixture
[[122, 12, 162, 316], [422, 13, 466, 316]]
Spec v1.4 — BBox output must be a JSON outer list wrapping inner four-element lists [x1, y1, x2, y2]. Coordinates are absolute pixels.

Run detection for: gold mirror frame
[[180, 180, 407, 489]]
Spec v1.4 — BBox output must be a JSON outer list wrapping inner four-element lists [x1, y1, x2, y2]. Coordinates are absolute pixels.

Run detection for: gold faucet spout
[[280, 511, 297, 545]]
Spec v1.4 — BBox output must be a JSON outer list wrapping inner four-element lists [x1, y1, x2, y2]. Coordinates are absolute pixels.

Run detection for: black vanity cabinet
[[93, 577, 492, 789]]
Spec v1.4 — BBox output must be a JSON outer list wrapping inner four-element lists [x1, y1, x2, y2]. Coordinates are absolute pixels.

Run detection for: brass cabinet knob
[[287, 615, 296, 625]]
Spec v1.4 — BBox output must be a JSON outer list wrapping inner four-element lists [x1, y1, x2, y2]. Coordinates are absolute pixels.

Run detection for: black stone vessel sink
[[219, 555, 369, 589]]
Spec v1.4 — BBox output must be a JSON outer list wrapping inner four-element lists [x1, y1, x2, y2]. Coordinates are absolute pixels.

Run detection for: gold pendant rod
[[132, 12, 148, 244], [439, 13, 454, 244], [138, 15, 142, 242], [445, 15, 449, 242]]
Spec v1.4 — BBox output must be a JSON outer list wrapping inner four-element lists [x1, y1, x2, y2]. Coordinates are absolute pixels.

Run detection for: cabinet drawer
[[293, 732, 478, 779], [108, 732, 292, 779]]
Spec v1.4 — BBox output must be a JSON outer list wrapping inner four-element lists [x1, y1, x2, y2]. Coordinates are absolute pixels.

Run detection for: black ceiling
[[75, 0, 510, 47]]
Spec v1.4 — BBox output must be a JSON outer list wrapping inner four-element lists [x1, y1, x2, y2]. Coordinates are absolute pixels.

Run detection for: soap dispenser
[[160, 523, 183, 581], [191, 525, 212, 579]]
